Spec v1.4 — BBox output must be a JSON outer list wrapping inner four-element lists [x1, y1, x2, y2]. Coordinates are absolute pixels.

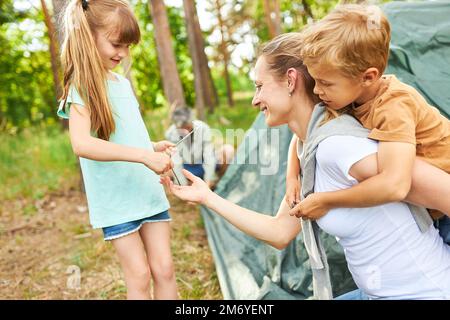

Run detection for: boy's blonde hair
[[300, 4, 391, 78], [60, 0, 140, 140]]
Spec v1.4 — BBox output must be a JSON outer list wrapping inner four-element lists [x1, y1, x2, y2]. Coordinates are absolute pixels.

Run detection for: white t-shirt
[[314, 135, 450, 300]]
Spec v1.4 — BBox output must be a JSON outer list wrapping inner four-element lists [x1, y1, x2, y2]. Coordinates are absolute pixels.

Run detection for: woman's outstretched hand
[[160, 169, 211, 204]]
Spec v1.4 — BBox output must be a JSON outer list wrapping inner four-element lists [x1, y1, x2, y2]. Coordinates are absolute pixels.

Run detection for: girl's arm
[[69, 103, 173, 174], [160, 171, 301, 250], [285, 135, 301, 207]]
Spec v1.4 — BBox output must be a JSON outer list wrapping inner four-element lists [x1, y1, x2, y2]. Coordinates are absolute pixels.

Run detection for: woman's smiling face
[[251, 56, 293, 127]]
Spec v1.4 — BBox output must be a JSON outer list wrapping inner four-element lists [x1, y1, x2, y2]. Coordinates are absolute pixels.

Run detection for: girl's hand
[[285, 177, 301, 208], [288, 193, 330, 220], [143, 151, 173, 174], [153, 140, 176, 154], [160, 169, 211, 204]]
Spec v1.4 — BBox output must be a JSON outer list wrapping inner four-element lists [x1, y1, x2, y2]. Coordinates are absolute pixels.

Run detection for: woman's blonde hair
[[259, 33, 350, 125], [259, 32, 320, 105], [60, 0, 140, 140]]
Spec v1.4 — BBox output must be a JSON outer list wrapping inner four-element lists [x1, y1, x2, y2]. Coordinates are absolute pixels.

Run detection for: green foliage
[[0, 0, 27, 25], [0, 124, 77, 201], [130, 1, 195, 110], [212, 68, 254, 98], [0, 7, 56, 131], [0, 0, 393, 132]]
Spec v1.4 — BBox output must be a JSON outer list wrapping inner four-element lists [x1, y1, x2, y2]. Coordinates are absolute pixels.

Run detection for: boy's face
[[95, 30, 131, 71], [308, 66, 363, 110]]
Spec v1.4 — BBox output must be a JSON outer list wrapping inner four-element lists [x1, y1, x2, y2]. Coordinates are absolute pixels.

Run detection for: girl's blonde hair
[[60, 0, 140, 140]]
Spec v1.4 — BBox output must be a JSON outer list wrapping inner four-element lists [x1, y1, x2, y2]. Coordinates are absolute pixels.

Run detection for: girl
[[57, 0, 177, 299]]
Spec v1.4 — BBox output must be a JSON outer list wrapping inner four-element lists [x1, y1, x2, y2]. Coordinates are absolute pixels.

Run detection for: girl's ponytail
[[60, 0, 140, 140]]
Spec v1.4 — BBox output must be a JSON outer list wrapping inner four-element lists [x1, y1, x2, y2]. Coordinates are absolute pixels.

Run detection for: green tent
[[200, 1, 450, 299], [385, 1, 450, 118]]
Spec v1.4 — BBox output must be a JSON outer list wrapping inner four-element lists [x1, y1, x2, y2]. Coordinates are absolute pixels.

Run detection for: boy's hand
[[288, 193, 330, 220], [285, 177, 301, 209], [153, 140, 176, 154]]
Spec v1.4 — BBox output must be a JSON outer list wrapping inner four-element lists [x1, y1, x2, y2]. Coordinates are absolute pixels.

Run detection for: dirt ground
[[0, 187, 222, 299]]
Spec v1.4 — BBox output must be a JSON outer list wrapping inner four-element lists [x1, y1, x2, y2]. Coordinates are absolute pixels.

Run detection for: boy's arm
[[289, 141, 416, 219], [286, 135, 301, 207]]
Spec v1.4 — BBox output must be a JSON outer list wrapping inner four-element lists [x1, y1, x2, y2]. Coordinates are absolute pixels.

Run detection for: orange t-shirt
[[352, 75, 450, 174]]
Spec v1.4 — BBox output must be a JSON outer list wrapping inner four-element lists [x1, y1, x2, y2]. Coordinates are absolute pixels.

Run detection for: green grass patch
[[0, 125, 78, 201]]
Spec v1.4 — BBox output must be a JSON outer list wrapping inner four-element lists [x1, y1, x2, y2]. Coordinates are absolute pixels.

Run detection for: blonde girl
[[57, 0, 178, 299]]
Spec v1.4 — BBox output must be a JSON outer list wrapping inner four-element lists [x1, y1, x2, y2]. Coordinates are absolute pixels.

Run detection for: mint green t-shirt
[[57, 73, 170, 228]]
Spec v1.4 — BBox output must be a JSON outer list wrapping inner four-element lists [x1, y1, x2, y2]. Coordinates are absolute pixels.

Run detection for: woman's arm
[[160, 170, 301, 249], [69, 103, 173, 174]]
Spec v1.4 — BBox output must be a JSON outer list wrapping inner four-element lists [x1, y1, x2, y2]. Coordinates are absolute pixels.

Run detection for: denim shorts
[[335, 289, 370, 300], [102, 210, 171, 241]]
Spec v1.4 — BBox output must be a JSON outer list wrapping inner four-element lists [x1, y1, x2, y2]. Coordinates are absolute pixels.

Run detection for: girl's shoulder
[[107, 72, 133, 94], [109, 72, 127, 83]]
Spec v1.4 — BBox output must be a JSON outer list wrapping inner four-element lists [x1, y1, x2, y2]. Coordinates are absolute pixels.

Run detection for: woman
[[161, 33, 450, 300]]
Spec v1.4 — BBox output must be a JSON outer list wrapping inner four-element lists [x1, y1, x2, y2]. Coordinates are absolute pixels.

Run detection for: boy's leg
[[139, 221, 178, 299], [111, 232, 152, 300], [435, 215, 450, 246]]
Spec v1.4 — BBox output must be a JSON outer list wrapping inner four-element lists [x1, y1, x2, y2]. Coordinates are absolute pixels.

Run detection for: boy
[[287, 4, 450, 228]]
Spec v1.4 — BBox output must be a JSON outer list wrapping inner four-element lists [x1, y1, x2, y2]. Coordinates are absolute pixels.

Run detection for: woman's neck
[[287, 95, 315, 142]]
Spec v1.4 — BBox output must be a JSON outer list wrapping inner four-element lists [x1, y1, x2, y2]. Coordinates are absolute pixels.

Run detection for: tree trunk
[[184, 0, 219, 113], [51, 0, 65, 45], [215, 0, 233, 107], [191, 0, 218, 110], [302, 0, 314, 21], [222, 50, 233, 107], [41, 0, 62, 100], [183, 0, 206, 120], [273, 0, 282, 36], [263, 0, 281, 39], [149, 0, 186, 109]]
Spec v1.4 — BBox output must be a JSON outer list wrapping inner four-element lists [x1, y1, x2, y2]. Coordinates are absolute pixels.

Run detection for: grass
[[0, 124, 78, 202]]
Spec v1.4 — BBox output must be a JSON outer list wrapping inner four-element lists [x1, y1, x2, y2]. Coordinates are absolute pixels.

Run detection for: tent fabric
[[200, 1, 450, 300], [384, 1, 450, 118]]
